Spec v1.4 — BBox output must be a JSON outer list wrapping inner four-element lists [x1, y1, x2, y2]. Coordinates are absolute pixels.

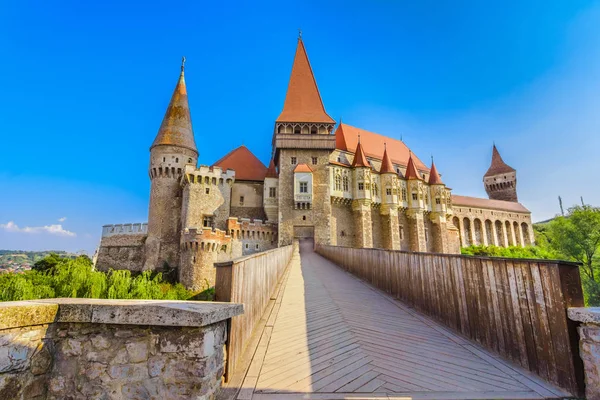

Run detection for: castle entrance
[[293, 226, 314, 239]]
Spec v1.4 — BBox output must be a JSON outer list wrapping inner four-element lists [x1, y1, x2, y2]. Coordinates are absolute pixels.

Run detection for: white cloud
[[0, 221, 76, 237], [58, 217, 67, 222]]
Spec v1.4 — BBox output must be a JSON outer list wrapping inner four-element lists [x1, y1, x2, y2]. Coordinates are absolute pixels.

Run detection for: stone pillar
[[352, 199, 373, 248], [492, 223, 499, 246], [406, 209, 426, 252], [429, 213, 449, 253], [458, 218, 466, 248], [568, 308, 600, 400], [482, 223, 489, 246], [380, 205, 400, 250]]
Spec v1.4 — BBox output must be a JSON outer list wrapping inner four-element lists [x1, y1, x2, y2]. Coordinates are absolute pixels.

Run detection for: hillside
[[0, 250, 78, 273]]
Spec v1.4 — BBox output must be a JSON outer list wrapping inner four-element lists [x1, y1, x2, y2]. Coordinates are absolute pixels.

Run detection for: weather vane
[[181, 56, 186, 71], [298, 28, 302, 39]]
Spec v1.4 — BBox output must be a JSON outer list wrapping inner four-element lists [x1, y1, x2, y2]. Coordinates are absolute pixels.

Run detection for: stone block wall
[[568, 308, 600, 400], [95, 234, 147, 272], [0, 299, 243, 400]]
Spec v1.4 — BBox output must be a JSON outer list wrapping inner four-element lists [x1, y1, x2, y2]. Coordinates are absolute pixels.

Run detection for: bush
[[461, 245, 560, 259], [0, 254, 195, 302]]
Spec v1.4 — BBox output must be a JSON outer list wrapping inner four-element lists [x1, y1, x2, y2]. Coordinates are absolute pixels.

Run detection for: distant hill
[[0, 250, 78, 273]]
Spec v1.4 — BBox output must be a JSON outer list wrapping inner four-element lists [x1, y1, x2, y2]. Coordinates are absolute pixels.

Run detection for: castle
[[95, 37, 534, 290]]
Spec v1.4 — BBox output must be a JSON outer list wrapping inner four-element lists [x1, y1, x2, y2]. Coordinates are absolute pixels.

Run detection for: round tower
[[144, 59, 198, 271], [483, 145, 518, 202]]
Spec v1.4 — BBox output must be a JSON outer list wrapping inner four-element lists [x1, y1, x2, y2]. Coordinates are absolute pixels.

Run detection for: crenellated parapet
[[181, 227, 232, 253], [181, 164, 236, 187], [227, 217, 278, 242], [101, 223, 148, 237]]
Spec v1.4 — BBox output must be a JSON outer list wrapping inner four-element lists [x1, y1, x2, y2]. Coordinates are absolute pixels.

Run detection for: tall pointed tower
[[273, 35, 336, 246], [483, 145, 517, 202], [144, 59, 198, 271]]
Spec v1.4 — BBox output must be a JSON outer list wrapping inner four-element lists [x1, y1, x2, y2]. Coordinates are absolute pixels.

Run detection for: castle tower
[[484, 145, 517, 202], [428, 160, 450, 253], [379, 145, 400, 250], [273, 35, 336, 245], [144, 60, 199, 271], [351, 140, 373, 248], [405, 153, 427, 252]]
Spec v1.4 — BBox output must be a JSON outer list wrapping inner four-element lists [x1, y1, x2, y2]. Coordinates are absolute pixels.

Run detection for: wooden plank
[[505, 260, 529, 369]]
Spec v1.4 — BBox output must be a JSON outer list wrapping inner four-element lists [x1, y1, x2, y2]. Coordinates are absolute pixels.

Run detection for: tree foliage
[[461, 244, 559, 259], [0, 254, 194, 302]]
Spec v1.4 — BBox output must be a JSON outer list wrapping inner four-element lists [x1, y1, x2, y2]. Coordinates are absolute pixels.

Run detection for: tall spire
[[379, 144, 395, 174], [151, 60, 198, 154], [484, 144, 514, 177], [352, 140, 369, 167], [276, 37, 335, 124], [404, 153, 421, 180], [428, 159, 443, 185]]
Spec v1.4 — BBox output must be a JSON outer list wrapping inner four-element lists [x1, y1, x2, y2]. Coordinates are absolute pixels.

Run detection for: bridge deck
[[233, 240, 568, 400]]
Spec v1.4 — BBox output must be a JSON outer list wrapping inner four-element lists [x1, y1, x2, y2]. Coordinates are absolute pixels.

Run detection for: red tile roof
[[485, 145, 515, 177], [404, 154, 422, 180], [351, 141, 369, 167], [294, 163, 313, 173], [213, 145, 267, 181], [276, 38, 335, 124], [428, 161, 443, 185], [265, 159, 278, 178], [151, 68, 198, 154], [379, 146, 395, 174], [451, 195, 530, 213], [335, 123, 428, 171]]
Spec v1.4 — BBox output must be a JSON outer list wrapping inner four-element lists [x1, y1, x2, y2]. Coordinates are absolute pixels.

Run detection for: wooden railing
[[215, 244, 294, 378], [316, 245, 585, 396]]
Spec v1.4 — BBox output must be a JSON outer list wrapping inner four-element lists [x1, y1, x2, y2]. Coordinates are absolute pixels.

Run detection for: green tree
[[547, 205, 600, 282], [32, 252, 62, 272]]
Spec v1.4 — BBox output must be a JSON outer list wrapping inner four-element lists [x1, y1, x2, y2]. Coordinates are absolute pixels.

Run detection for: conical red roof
[[151, 66, 198, 154], [351, 141, 369, 168], [428, 161, 443, 185], [276, 38, 335, 124], [379, 146, 395, 174], [266, 159, 278, 178], [484, 145, 515, 177], [213, 145, 267, 181], [405, 154, 421, 180]]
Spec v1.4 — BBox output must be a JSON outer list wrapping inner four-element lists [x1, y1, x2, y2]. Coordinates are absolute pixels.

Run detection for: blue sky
[[1, 1, 599, 254]]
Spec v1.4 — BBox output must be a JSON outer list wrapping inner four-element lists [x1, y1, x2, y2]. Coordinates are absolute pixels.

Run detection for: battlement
[[101, 223, 148, 237], [227, 217, 278, 241], [182, 164, 236, 186], [181, 227, 232, 253]]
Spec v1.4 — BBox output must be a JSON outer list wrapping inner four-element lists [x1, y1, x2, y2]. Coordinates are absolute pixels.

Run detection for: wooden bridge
[[216, 240, 584, 400]]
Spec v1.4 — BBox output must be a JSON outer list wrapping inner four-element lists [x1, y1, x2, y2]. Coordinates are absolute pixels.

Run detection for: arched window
[[294, 126, 301, 134], [402, 188, 407, 201], [278, 125, 283, 134], [342, 176, 349, 191], [310, 126, 317, 134]]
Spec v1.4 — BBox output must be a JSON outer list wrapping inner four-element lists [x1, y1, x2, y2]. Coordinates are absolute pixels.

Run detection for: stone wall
[[568, 308, 600, 400], [230, 182, 266, 221], [0, 299, 242, 400], [95, 234, 147, 272]]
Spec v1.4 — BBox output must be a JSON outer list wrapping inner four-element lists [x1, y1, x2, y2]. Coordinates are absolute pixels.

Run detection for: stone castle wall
[[278, 149, 331, 246], [0, 300, 242, 400], [231, 181, 266, 221], [95, 231, 147, 272]]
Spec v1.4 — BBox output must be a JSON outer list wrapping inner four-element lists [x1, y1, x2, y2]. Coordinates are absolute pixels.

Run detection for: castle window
[[358, 182, 364, 191], [205, 188, 210, 194], [245, 243, 249, 249], [343, 176, 349, 191], [399, 226, 404, 239], [402, 188, 407, 200], [255, 244, 259, 250], [372, 184, 378, 196], [335, 175, 341, 191], [163, 157, 166, 162], [341, 231, 345, 237], [177, 168, 181, 174], [269, 187, 277, 198], [302, 215, 306, 220], [436, 198, 441, 205], [294, 126, 301, 134], [291, 157, 297, 165], [412, 193, 418, 201], [310, 126, 317, 134], [278, 125, 283, 134], [386, 188, 392, 196], [176, 158, 179, 163], [337, 157, 341, 162], [188, 158, 192, 163], [202, 216, 213, 228], [299, 182, 308, 193], [312, 157, 317, 165], [239, 196, 244, 205]]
